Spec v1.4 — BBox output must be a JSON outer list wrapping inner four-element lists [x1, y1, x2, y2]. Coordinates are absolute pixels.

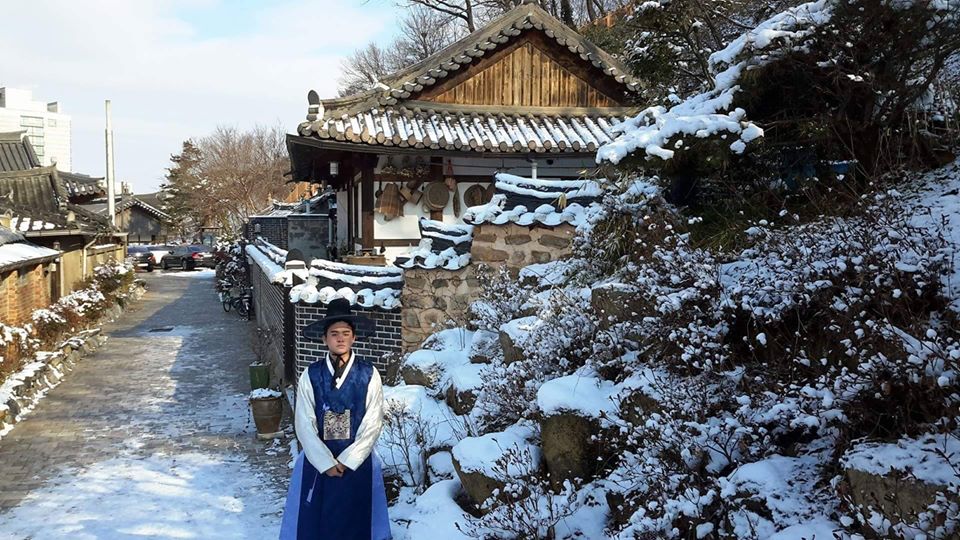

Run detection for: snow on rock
[[402, 328, 479, 390], [427, 451, 456, 484], [719, 454, 838, 538], [389, 481, 474, 540], [842, 433, 960, 488], [536, 371, 619, 419], [451, 423, 540, 479]]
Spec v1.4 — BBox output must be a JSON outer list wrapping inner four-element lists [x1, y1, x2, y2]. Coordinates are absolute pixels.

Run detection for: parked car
[[159, 245, 215, 270], [126, 245, 156, 272]]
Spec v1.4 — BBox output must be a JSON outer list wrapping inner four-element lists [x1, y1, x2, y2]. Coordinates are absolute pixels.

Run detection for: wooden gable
[[417, 32, 626, 109]]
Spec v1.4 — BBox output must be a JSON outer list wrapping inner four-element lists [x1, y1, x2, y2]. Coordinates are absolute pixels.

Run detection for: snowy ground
[[0, 272, 289, 539]]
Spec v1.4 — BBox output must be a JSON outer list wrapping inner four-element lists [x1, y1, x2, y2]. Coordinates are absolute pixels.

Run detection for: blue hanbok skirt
[[280, 451, 391, 540]]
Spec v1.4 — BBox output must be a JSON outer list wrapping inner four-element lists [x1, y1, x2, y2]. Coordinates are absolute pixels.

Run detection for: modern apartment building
[[0, 87, 71, 171]]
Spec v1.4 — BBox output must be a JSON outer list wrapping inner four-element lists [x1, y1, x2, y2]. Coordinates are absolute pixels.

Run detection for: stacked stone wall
[[399, 222, 577, 351]]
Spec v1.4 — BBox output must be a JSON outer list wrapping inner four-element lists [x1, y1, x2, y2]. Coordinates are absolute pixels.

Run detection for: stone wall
[[399, 222, 577, 351], [0, 263, 52, 326], [401, 267, 480, 352], [470, 222, 576, 274], [294, 304, 402, 380]]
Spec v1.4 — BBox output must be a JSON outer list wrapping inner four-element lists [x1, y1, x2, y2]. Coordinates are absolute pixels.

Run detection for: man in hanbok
[[280, 297, 391, 540]]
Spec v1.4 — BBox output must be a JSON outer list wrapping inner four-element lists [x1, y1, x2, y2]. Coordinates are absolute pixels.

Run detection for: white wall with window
[[0, 87, 71, 171]]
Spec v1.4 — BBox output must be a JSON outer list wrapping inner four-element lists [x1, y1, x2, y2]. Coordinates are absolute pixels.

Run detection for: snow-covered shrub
[[0, 324, 37, 379], [467, 264, 531, 333]]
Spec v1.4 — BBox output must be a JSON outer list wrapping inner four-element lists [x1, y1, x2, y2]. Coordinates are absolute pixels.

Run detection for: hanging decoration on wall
[[423, 181, 449, 212], [463, 184, 485, 207], [378, 183, 403, 221]]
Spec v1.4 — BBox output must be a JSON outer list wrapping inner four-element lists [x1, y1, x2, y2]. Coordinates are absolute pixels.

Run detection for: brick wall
[[249, 260, 291, 386], [0, 263, 53, 326], [294, 304, 402, 380]]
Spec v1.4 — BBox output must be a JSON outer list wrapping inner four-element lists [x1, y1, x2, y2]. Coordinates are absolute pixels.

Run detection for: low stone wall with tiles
[[470, 222, 576, 274], [294, 304, 402, 380], [399, 222, 577, 351], [400, 267, 480, 352]]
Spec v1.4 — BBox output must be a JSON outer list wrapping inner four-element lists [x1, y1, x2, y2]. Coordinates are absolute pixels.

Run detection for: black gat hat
[[303, 297, 375, 341]]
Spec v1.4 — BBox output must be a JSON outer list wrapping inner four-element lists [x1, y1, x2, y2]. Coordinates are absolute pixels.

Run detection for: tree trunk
[[560, 0, 573, 26]]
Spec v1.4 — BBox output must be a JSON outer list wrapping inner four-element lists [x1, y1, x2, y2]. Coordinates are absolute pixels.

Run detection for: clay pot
[[250, 395, 283, 439]]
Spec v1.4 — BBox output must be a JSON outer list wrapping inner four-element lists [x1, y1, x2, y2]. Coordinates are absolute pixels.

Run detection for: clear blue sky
[[0, 0, 403, 193]]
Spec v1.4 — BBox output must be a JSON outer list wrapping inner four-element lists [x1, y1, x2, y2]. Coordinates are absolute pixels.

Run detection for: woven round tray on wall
[[463, 184, 485, 207], [482, 183, 496, 204], [423, 181, 449, 211]]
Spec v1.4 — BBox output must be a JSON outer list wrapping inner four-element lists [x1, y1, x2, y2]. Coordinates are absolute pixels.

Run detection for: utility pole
[[105, 100, 116, 226]]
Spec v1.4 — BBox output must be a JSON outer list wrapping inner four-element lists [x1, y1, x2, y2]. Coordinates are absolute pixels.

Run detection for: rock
[[400, 363, 442, 389], [591, 284, 645, 330], [452, 457, 504, 511], [540, 413, 596, 489], [530, 250, 552, 264], [427, 451, 456, 485], [505, 234, 532, 245], [5, 398, 20, 419], [845, 468, 947, 526], [468, 330, 500, 364], [404, 275, 427, 290], [445, 385, 477, 415], [473, 232, 497, 244], [472, 246, 509, 263], [537, 234, 572, 249], [498, 330, 523, 364]]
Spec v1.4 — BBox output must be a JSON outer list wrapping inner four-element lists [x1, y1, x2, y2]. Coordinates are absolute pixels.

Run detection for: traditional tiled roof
[[463, 173, 603, 227], [296, 2, 639, 155], [300, 108, 625, 153], [0, 167, 114, 235], [395, 218, 474, 271], [82, 193, 171, 221], [289, 259, 403, 309], [251, 191, 335, 218], [59, 171, 105, 199], [0, 131, 41, 172]]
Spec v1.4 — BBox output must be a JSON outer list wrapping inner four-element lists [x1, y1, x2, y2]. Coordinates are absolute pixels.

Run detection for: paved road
[[0, 270, 291, 539]]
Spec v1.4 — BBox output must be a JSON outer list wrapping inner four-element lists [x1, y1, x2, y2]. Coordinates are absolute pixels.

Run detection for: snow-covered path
[[0, 270, 289, 539]]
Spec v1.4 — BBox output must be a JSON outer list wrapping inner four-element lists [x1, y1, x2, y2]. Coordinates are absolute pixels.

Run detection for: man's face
[[323, 321, 355, 357]]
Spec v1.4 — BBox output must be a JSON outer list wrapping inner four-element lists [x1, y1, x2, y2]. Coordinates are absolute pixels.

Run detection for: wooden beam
[[361, 166, 375, 249]]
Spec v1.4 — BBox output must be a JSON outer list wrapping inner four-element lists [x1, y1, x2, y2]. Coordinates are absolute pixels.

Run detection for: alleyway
[[0, 271, 289, 539]]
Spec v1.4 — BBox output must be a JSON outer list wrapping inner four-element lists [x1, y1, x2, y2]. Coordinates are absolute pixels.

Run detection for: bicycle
[[222, 286, 254, 320]]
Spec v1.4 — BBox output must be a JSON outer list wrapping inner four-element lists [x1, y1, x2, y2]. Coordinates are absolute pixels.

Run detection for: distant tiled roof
[[59, 171, 105, 198], [251, 191, 335, 218], [0, 167, 114, 235], [81, 193, 171, 220], [0, 131, 41, 172]]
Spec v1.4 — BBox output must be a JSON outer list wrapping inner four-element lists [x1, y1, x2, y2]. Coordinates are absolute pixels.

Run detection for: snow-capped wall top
[[255, 237, 287, 266], [395, 218, 474, 271], [463, 173, 603, 227], [289, 259, 403, 309]]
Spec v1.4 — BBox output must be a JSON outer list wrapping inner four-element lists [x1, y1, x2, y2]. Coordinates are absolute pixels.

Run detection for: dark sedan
[[126, 245, 156, 272], [159, 245, 215, 271]]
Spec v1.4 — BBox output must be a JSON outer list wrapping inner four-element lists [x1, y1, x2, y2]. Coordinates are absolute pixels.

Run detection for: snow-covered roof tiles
[[463, 173, 603, 227], [301, 109, 627, 154], [0, 225, 60, 271], [395, 218, 474, 271], [289, 259, 403, 309]]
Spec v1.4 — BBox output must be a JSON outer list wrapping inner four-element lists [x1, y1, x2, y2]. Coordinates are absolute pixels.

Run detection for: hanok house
[[0, 166, 125, 296], [60, 171, 106, 205], [285, 0, 640, 264], [0, 222, 60, 325], [81, 191, 172, 245]]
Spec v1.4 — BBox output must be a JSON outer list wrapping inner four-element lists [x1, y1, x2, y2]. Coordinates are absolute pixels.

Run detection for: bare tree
[[339, 43, 396, 96]]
